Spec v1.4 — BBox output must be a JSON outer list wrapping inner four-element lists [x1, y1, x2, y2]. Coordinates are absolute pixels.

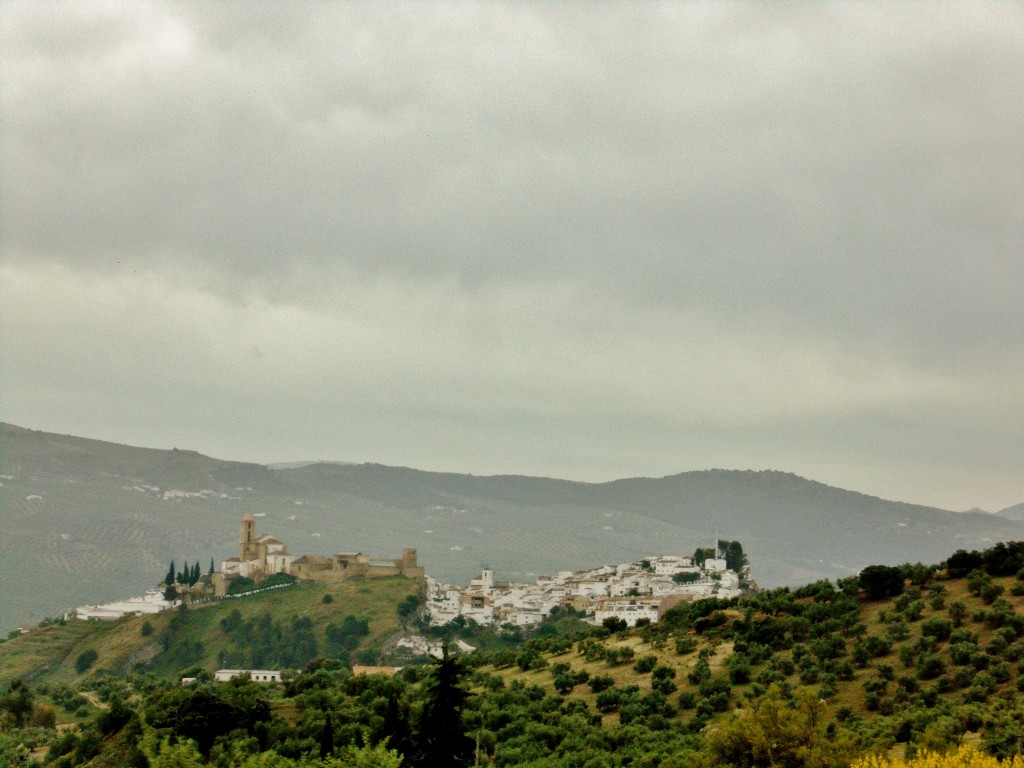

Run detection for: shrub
[[921, 618, 953, 642], [553, 673, 577, 694], [675, 636, 698, 655], [728, 662, 752, 685], [605, 647, 635, 666], [799, 666, 819, 685], [949, 628, 976, 645], [652, 676, 677, 695], [980, 583, 1005, 604], [916, 654, 945, 681], [595, 688, 621, 713], [588, 674, 614, 693], [990, 662, 1011, 684], [818, 681, 838, 699], [903, 600, 925, 622], [633, 655, 658, 674], [602, 617, 627, 633], [886, 622, 910, 642], [949, 643, 977, 666], [1003, 640, 1024, 662], [75, 649, 99, 674]]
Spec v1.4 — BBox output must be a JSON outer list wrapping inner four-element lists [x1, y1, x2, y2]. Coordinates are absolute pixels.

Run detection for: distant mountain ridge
[[997, 502, 1024, 521], [1, 422, 1020, 634], [266, 460, 355, 470]]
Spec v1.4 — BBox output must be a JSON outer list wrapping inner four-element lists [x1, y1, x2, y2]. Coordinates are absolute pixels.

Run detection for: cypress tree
[[414, 645, 473, 767], [165, 560, 175, 586], [319, 711, 334, 758], [209, 558, 215, 576], [725, 541, 747, 573]]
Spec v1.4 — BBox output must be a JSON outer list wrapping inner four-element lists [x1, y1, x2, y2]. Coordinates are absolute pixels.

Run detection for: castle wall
[[224, 513, 423, 585]]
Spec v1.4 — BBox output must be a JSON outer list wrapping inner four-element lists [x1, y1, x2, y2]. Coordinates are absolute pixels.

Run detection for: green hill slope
[[0, 576, 420, 686]]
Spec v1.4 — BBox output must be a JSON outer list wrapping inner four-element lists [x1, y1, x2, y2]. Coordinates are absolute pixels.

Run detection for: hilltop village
[[72, 512, 748, 631], [426, 547, 749, 629]]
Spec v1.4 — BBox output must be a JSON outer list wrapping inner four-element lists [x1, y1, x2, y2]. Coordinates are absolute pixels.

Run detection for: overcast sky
[[2, 2, 1022, 512]]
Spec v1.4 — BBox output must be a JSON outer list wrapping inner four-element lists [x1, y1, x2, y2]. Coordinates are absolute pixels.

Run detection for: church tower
[[240, 512, 257, 561]]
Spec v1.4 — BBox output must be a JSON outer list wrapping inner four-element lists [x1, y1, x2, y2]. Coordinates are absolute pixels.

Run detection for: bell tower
[[240, 512, 257, 561]]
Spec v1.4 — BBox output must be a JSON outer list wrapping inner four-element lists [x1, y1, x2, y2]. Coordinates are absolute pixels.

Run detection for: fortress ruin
[[215, 512, 423, 596]]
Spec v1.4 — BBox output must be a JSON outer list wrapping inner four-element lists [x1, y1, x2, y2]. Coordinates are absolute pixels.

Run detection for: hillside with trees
[[3, 542, 1024, 767]]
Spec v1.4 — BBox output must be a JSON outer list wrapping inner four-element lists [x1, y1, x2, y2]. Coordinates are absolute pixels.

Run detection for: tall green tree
[[725, 541, 747, 573], [165, 560, 175, 586], [859, 564, 905, 600], [413, 646, 473, 768], [320, 711, 335, 759], [693, 547, 715, 567]]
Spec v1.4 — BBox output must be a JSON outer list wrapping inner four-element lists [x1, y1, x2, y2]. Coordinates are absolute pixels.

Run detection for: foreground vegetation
[[3, 543, 1024, 767]]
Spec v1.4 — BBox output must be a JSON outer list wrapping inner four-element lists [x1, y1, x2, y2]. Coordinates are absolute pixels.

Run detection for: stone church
[[220, 512, 293, 579]]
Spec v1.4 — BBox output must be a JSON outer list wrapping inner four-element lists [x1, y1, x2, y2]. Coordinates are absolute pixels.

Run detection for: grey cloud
[[1, 2, 1022, 511]]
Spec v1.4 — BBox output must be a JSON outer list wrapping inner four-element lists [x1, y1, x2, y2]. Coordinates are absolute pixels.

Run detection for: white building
[[75, 590, 173, 621], [594, 598, 661, 627], [214, 669, 282, 683]]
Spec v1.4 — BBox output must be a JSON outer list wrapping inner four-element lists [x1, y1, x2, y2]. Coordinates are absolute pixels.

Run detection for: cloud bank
[[2, 2, 1022, 511]]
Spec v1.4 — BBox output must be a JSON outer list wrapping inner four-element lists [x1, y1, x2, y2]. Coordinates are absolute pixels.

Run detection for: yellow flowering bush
[[853, 746, 1024, 768]]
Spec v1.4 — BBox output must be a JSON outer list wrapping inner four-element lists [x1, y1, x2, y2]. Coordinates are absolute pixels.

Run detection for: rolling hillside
[[6, 545, 1024, 768], [0, 576, 420, 686], [1, 422, 1020, 634]]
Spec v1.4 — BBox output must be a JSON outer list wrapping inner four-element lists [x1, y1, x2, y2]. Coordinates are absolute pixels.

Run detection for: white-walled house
[[214, 669, 282, 683], [75, 590, 173, 621], [594, 598, 661, 627]]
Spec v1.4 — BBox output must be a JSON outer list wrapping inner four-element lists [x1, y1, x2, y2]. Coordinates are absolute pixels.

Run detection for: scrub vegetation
[[3, 543, 1024, 766]]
